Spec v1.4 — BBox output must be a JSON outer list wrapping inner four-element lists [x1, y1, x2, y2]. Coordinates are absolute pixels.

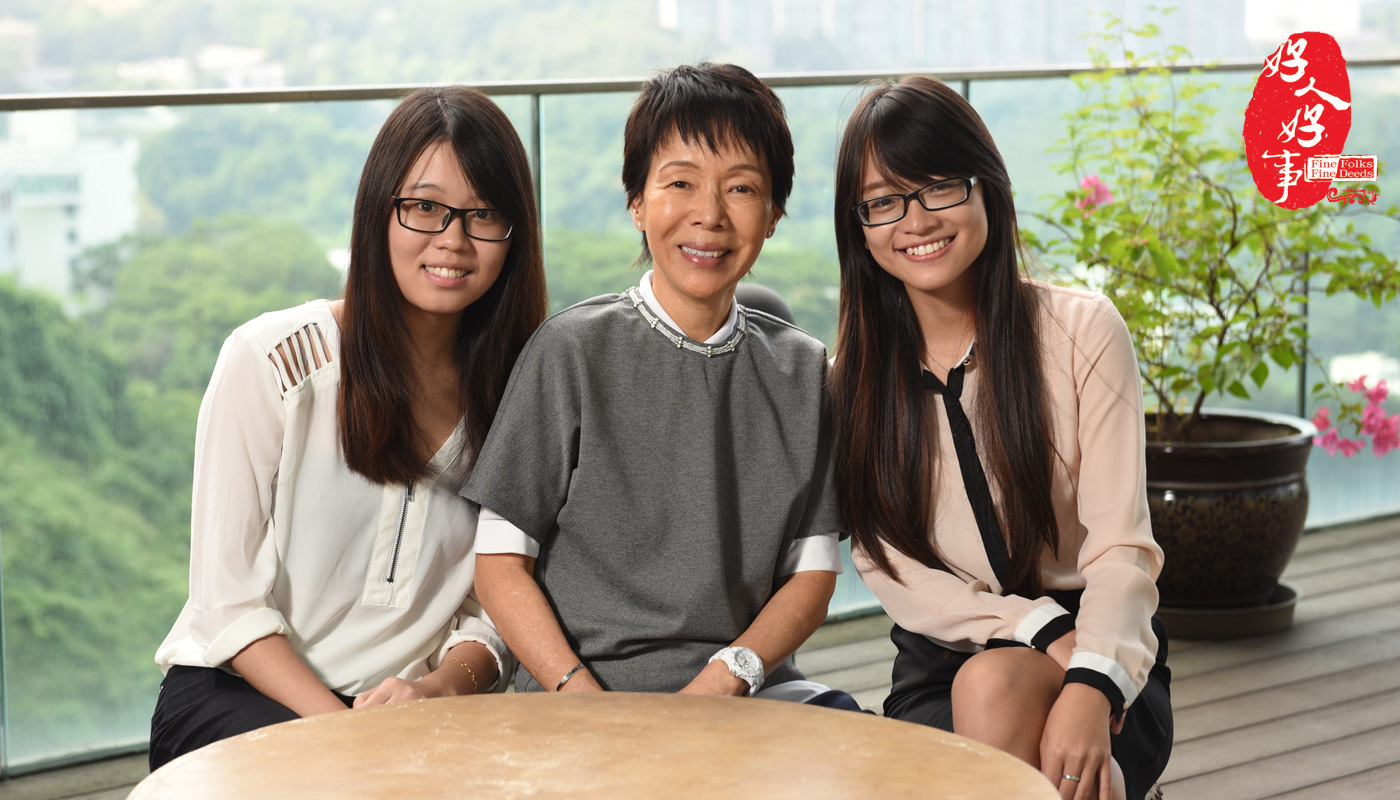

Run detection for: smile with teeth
[[681, 245, 730, 258], [425, 265, 467, 278], [903, 237, 953, 256]]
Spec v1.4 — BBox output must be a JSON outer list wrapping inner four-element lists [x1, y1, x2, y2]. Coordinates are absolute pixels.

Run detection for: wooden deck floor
[[796, 514, 1400, 800], [6, 515, 1398, 799]]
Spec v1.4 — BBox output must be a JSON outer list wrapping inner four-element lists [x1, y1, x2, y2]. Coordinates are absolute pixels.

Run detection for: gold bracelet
[[443, 659, 479, 694]]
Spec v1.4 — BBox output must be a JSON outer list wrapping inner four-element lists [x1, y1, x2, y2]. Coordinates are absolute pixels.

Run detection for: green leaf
[[1250, 360, 1269, 388], [1269, 345, 1297, 370], [1200, 371, 1216, 395], [1227, 380, 1251, 399], [1147, 241, 1181, 278]]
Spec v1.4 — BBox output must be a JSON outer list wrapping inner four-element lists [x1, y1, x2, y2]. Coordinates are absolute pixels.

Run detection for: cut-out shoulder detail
[[266, 322, 334, 394]]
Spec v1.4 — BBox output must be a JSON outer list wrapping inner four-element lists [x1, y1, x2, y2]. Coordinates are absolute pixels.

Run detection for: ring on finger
[[1062, 774, 1080, 782]]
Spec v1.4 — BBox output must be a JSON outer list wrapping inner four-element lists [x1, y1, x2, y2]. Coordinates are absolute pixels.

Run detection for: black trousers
[[884, 590, 1173, 800], [148, 665, 354, 771]]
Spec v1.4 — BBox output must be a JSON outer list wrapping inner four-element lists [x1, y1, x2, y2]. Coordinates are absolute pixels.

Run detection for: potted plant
[[1027, 17, 1400, 632]]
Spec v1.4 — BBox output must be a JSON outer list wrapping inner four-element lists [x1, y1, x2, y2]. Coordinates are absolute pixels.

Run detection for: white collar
[[638, 270, 739, 345]]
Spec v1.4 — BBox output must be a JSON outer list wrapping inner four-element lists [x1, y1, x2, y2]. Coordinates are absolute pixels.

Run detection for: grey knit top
[[463, 290, 840, 692]]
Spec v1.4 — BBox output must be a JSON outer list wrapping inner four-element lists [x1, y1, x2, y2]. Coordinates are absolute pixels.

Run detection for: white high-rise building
[[0, 171, 15, 280], [657, 0, 1269, 72], [0, 110, 140, 310]]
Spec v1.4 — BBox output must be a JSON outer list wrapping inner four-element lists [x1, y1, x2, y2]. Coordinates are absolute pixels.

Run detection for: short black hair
[[622, 62, 794, 260]]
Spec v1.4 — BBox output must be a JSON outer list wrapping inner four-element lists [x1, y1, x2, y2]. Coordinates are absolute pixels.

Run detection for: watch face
[[733, 649, 762, 675]]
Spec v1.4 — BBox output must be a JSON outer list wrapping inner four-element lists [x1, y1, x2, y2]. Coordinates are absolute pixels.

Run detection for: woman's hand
[[352, 676, 433, 708], [353, 641, 501, 708], [677, 660, 748, 697], [1039, 683, 1116, 800]]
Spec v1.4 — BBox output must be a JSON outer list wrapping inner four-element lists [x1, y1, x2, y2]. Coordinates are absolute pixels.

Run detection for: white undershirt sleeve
[[475, 507, 541, 558], [778, 532, 843, 575]]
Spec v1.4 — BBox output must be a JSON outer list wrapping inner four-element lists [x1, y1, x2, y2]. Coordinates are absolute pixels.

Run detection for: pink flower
[[1373, 415, 1400, 457], [1315, 377, 1399, 457], [1312, 406, 1332, 431], [1314, 428, 1341, 456], [1364, 379, 1389, 406], [1075, 174, 1114, 212], [1362, 401, 1387, 435]]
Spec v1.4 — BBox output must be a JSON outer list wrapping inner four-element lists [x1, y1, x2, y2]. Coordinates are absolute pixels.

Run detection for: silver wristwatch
[[708, 646, 765, 695]]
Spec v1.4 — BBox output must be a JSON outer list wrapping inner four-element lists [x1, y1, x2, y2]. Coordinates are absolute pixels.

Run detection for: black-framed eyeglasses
[[391, 196, 513, 241], [854, 176, 979, 226]]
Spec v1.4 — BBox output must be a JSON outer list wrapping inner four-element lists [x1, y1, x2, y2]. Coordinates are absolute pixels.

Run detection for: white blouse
[[155, 300, 509, 695]]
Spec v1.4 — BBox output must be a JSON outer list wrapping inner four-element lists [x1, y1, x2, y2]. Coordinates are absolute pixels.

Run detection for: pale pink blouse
[[854, 282, 1163, 712]]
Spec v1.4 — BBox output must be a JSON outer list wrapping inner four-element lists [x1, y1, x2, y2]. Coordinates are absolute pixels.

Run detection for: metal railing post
[[529, 93, 544, 231], [1298, 268, 1310, 420]]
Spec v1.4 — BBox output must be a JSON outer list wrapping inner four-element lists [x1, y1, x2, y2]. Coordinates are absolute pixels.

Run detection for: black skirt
[[149, 665, 355, 771], [884, 590, 1172, 800]]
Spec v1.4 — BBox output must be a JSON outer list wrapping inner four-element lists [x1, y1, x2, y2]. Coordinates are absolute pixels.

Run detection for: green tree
[[92, 215, 343, 393], [0, 276, 133, 462], [0, 280, 185, 761], [137, 105, 376, 238], [0, 216, 341, 764]]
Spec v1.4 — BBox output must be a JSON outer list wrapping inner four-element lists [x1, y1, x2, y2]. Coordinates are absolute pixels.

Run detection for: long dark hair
[[339, 86, 547, 486], [831, 76, 1057, 597]]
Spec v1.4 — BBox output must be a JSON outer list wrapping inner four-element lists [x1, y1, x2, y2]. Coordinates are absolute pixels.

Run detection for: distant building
[[0, 16, 73, 91], [0, 18, 40, 73], [9, 169, 83, 300], [197, 45, 285, 89], [0, 111, 140, 311], [116, 57, 197, 89], [657, 0, 1271, 72], [1245, 0, 1363, 44], [0, 18, 40, 91], [0, 171, 15, 280], [660, 0, 777, 66]]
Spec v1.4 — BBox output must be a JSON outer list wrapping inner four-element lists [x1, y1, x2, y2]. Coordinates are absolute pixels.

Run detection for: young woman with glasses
[[466, 63, 857, 709], [148, 86, 547, 769], [831, 76, 1172, 800]]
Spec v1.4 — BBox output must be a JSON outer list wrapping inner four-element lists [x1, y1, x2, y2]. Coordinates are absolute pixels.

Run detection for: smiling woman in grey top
[[466, 62, 850, 704]]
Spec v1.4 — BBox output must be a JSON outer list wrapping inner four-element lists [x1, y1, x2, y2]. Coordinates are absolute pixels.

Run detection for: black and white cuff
[[1064, 652, 1137, 720], [1013, 602, 1074, 654]]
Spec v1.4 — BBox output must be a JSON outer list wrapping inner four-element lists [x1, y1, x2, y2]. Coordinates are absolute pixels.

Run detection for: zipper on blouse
[[385, 482, 414, 584]]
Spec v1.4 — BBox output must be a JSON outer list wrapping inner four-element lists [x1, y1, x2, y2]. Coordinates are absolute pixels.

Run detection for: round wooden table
[[132, 693, 1058, 799]]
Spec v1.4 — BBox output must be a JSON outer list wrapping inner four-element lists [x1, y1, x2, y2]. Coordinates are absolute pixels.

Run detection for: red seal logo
[[1243, 32, 1352, 209]]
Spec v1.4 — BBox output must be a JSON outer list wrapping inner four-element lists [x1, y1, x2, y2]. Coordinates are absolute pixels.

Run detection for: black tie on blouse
[[922, 362, 1011, 588]]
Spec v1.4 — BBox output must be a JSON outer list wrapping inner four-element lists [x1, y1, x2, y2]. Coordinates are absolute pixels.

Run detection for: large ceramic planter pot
[[1146, 409, 1317, 610]]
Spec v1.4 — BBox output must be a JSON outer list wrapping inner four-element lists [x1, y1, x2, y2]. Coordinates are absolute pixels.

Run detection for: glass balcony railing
[[1, 59, 1398, 775]]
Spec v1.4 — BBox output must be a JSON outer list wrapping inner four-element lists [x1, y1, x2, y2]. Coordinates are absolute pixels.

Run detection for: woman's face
[[388, 140, 511, 324], [629, 133, 782, 313], [857, 151, 988, 305]]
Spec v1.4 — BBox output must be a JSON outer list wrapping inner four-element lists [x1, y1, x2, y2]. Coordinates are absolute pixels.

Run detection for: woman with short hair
[[469, 63, 851, 706], [149, 86, 547, 769]]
